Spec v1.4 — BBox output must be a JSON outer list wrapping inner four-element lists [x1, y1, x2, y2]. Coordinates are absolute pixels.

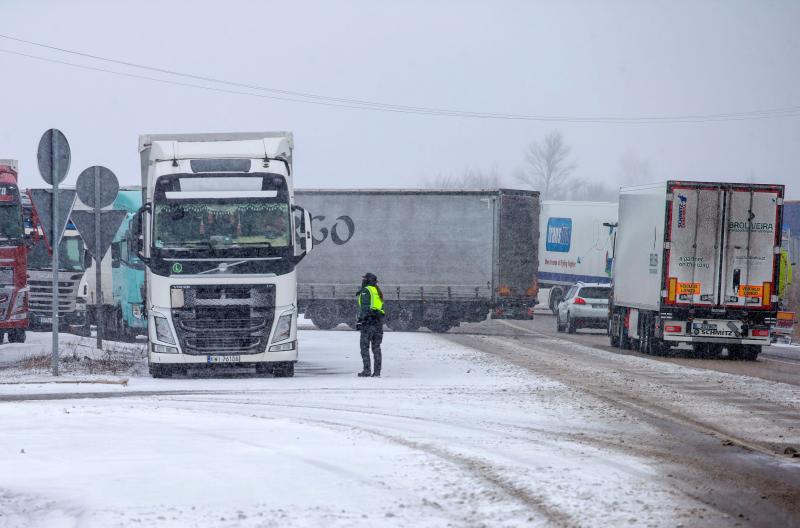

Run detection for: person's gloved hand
[[355, 321, 363, 330]]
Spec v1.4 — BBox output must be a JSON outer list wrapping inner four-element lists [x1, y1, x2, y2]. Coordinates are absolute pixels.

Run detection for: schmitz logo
[[677, 194, 688, 228]]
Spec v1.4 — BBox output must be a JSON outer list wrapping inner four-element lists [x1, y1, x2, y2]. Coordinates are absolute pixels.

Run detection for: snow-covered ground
[[0, 330, 766, 527]]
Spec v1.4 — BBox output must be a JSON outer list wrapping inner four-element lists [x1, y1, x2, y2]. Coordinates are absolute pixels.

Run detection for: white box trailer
[[609, 181, 785, 360], [538, 201, 617, 312], [295, 189, 540, 332]]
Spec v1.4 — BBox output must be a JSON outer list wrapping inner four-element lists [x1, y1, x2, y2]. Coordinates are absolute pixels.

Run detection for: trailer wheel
[[549, 287, 564, 315], [308, 304, 339, 330], [426, 321, 452, 333], [386, 305, 420, 332], [727, 344, 760, 361], [7, 329, 26, 344], [608, 317, 619, 346]]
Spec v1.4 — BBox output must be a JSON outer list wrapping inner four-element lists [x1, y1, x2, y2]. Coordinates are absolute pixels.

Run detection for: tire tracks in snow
[[447, 326, 800, 526]]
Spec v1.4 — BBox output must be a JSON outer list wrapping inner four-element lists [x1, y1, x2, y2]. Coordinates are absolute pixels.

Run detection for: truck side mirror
[[111, 242, 121, 269], [130, 204, 150, 265], [291, 205, 313, 261]]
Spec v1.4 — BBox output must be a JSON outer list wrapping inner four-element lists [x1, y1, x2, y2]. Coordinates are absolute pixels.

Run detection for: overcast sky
[[2, 0, 798, 197]]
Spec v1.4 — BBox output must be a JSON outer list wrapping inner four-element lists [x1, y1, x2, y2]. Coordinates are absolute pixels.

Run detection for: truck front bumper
[[150, 347, 298, 365]]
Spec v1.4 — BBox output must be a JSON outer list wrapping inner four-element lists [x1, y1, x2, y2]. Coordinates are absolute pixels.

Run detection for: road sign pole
[[94, 166, 103, 349], [51, 144, 60, 376]]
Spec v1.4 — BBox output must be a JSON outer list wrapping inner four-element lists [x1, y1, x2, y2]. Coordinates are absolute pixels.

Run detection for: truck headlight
[[152, 343, 178, 354], [273, 312, 293, 343], [154, 315, 176, 345], [269, 340, 296, 352]]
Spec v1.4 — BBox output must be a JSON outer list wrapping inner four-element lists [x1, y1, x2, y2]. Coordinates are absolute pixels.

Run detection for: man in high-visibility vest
[[356, 272, 385, 377]]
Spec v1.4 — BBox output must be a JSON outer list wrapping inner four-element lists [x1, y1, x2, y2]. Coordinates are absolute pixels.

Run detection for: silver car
[[556, 283, 611, 333]]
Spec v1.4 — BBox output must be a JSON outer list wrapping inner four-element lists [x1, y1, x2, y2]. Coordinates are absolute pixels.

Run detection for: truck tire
[[0, 332, 4, 344], [728, 344, 760, 361], [8, 329, 26, 343], [426, 321, 452, 333], [608, 316, 619, 347], [386, 305, 420, 332], [309, 304, 339, 330], [566, 313, 577, 334], [149, 365, 171, 378], [549, 287, 564, 315], [273, 362, 295, 378]]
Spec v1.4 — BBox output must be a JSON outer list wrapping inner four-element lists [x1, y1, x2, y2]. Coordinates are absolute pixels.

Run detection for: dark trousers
[[360, 321, 383, 373]]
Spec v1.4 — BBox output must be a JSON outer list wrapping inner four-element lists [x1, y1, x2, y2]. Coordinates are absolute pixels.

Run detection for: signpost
[[36, 129, 71, 376], [74, 166, 123, 349]]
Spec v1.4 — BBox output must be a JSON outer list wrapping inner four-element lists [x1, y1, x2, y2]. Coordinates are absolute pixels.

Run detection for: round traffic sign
[[76, 166, 119, 208], [37, 129, 71, 185]]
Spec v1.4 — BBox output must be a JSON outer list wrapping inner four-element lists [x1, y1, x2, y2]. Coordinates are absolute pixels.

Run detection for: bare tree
[[424, 165, 503, 189], [619, 149, 651, 186], [515, 131, 577, 199], [568, 180, 618, 202]]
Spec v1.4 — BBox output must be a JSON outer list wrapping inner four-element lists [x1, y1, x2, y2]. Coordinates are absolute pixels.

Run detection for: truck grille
[[172, 285, 275, 355], [28, 279, 80, 314]]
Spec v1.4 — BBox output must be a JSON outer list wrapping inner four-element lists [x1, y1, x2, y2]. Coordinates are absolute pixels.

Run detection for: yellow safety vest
[[358, 285, 385, 314]]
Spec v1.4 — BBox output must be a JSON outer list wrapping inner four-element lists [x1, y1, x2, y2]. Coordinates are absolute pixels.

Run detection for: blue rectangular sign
[[546, 217, 572, 252]]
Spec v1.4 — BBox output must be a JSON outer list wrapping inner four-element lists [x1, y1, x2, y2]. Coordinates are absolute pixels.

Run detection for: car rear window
[[578, 287, 610, 299]]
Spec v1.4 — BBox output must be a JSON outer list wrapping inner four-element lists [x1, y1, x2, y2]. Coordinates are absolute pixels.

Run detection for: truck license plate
[[39, 317, 53, 324], [207, 355, 240, 364]]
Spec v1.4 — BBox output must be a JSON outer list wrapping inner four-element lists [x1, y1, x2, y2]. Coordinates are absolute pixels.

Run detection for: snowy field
[[0, 330, 777, 527]]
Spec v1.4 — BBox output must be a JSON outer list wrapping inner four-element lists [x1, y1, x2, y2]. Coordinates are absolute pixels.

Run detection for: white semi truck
[[134, 133, 313, 377], [609, 181, 784, 360], [537, 201, 617, 312]]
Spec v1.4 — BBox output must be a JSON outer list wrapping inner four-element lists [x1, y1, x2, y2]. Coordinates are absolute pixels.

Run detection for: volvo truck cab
[[135, 133, 313, 378]]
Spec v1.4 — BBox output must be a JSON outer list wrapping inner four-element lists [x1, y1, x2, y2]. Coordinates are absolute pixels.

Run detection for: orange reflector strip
[[777, 311, 795, 321], [498, 285, 511, 297], [667, 277, 677, 303], [762, 282, 772, 307]]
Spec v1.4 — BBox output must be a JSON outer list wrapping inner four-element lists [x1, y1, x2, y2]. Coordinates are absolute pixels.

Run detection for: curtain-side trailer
[[609, 181, 784, 360], [295, 189, 539, 332]]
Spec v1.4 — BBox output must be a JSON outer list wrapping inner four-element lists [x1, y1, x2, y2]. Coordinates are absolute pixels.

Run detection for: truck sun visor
[[190, 159, 251, 173]]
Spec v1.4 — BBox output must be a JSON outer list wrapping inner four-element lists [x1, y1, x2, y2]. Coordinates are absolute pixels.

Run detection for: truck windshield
[[28, 237, 85, 272], [154, 201, 290, 249], [153, 172, 291, 251], [0, 203, 23, 241]]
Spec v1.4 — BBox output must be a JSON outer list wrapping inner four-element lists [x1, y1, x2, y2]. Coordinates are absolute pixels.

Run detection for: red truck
[[0, 160, 28, 343]]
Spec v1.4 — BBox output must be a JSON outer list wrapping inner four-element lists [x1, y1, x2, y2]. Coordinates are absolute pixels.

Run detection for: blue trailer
[[105, 188, 146, 341]]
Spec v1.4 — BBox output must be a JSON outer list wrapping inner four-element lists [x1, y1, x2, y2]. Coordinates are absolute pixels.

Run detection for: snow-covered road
[[1, 329, 798, 527]]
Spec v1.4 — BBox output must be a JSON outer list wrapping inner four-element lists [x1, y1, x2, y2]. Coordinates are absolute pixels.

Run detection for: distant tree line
[[424, 130, 654, 202]]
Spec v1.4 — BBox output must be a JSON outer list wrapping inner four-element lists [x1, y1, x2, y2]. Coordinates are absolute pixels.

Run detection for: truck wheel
[[566, 313, 577, 334], [426, 321, 452, 333], [8, 329, 26, 344], [309, 304, 339, 330], [273, 362, 295, 378], [255, 363, 273, 376], [149, 365, 171, 378], [0, 332, 5, 344], [619, 325, 631, 350], [549, 288, 564, 315], [742, 345, 761, 361], [608, 316, 619, 346], [386, 305, 420, 332]]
